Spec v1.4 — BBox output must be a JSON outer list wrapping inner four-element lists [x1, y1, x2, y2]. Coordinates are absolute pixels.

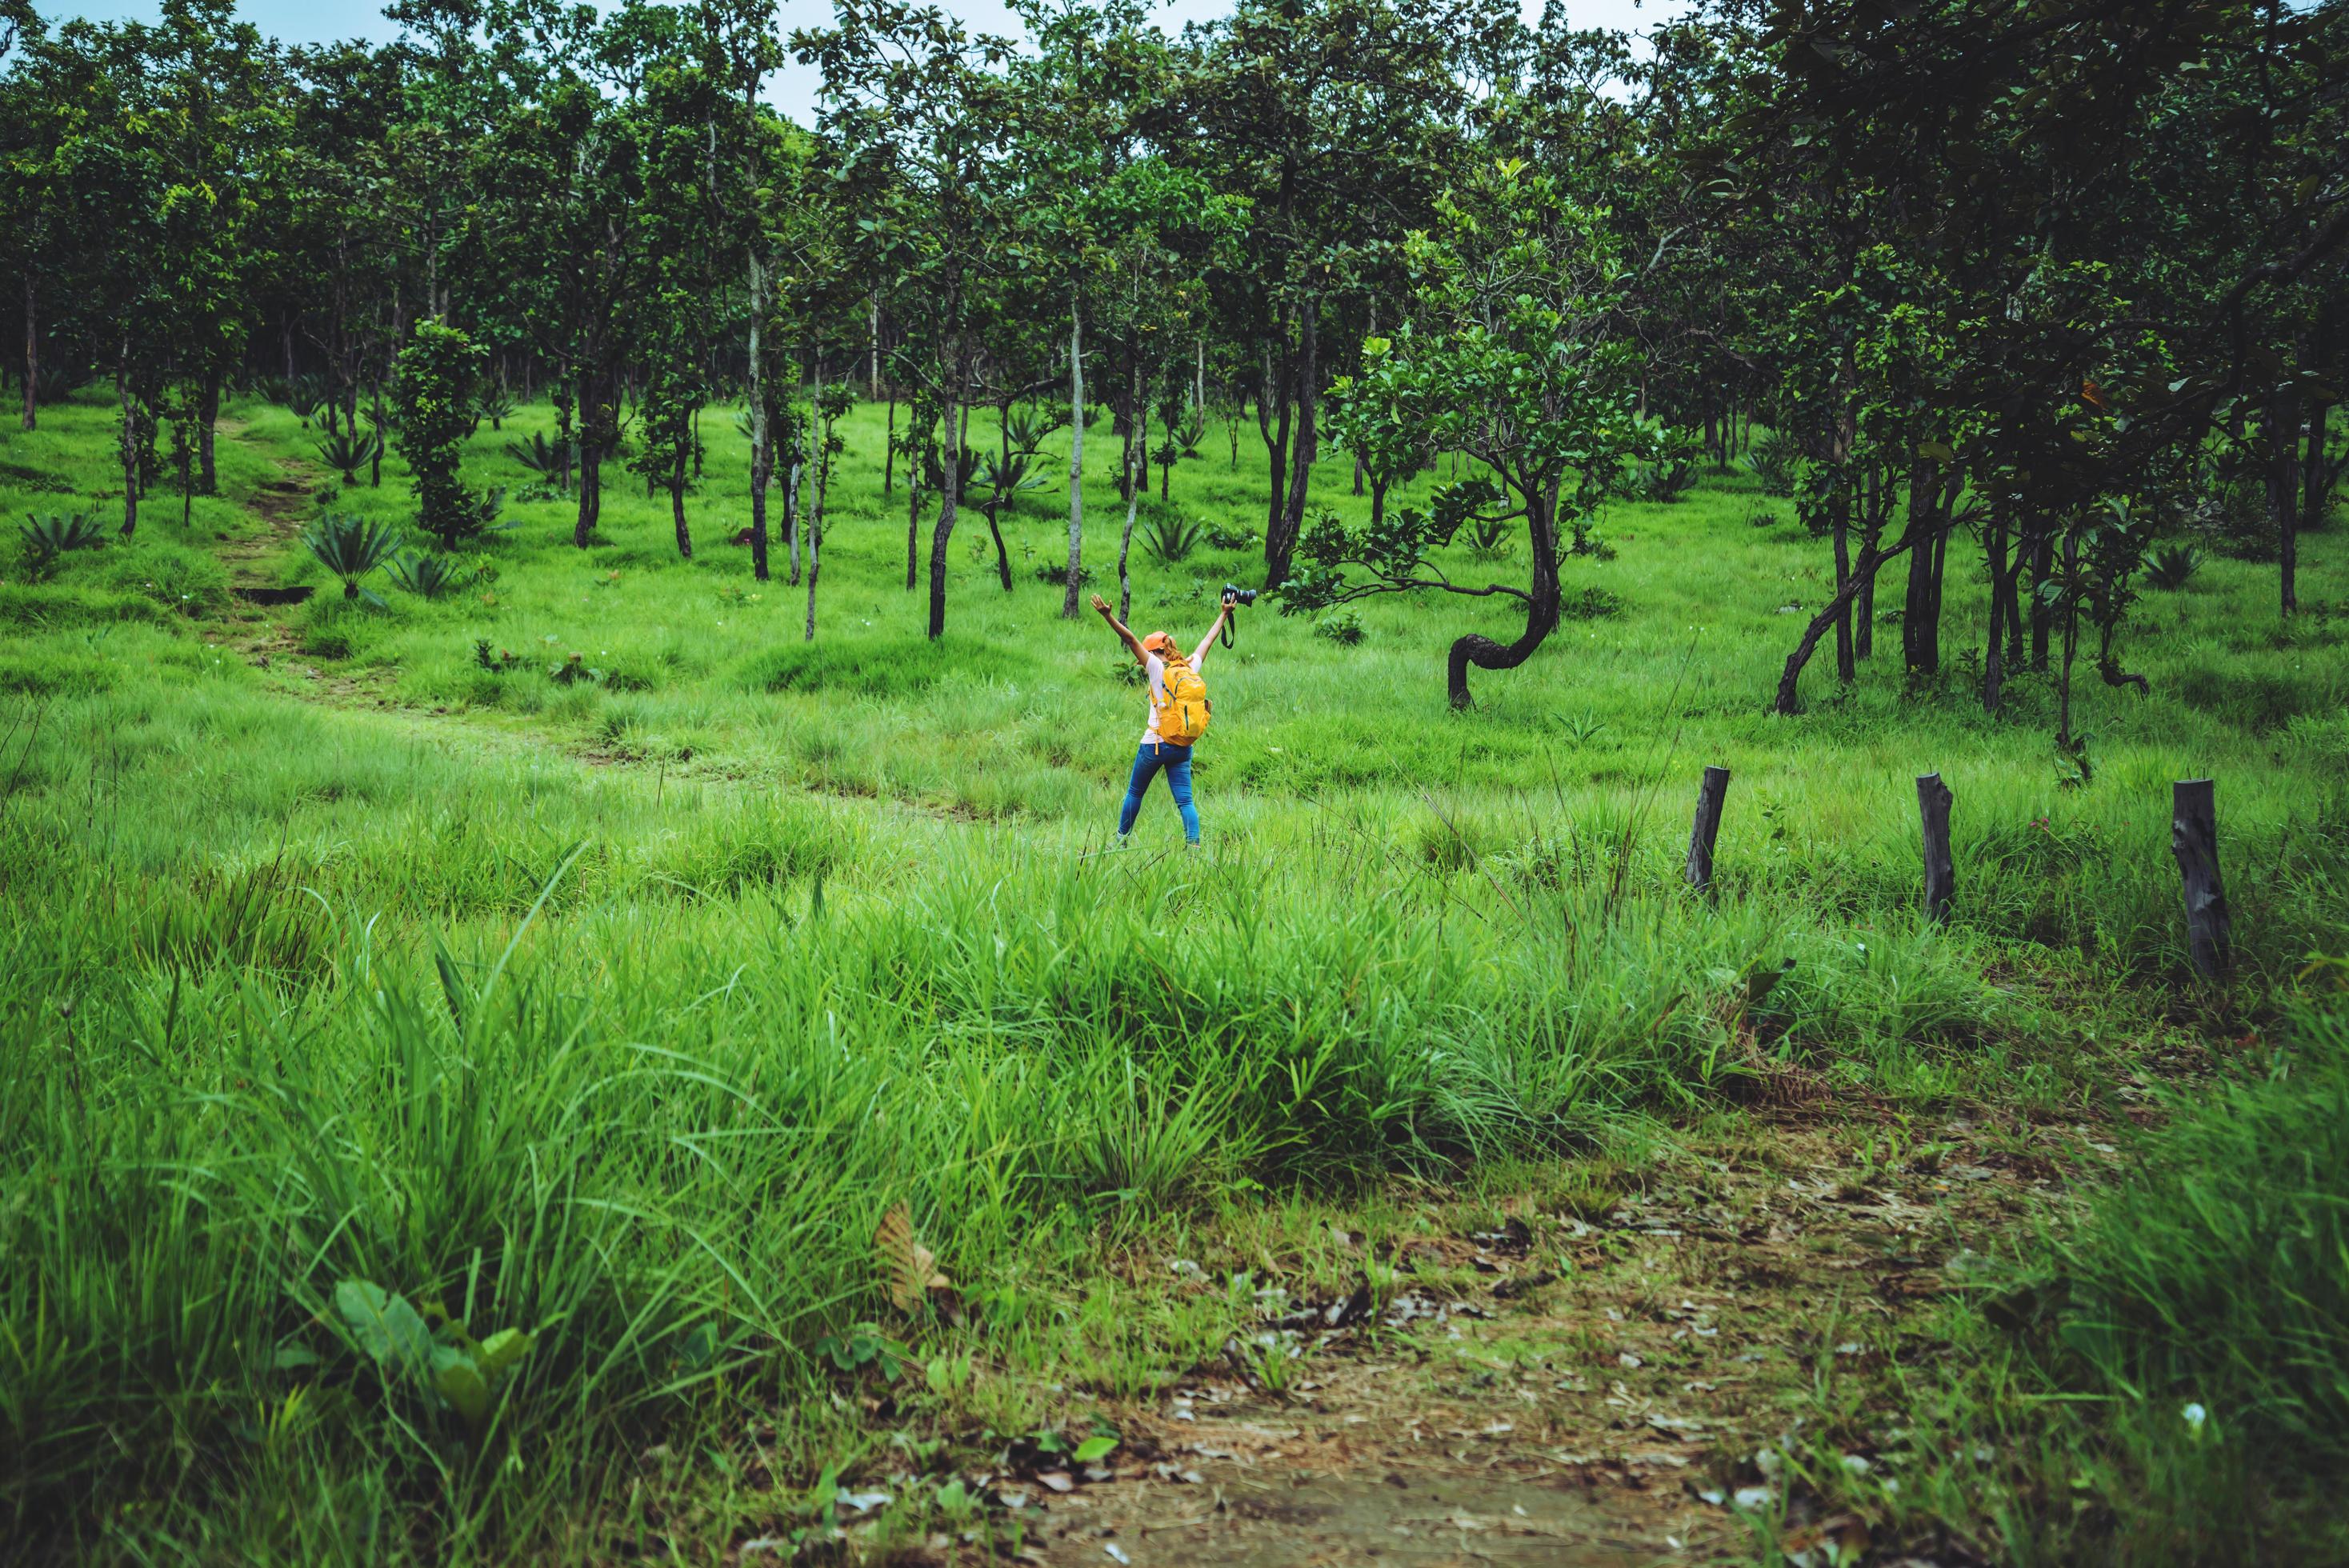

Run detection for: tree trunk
[[2027, 527, 2054, 670], [986, 393, 1013, 591], [574, 370, 601, 549], [1775, 536, 1914, 714], [747, 254, 771, 582], [1983, 500, 2011, 711], [1446, 489, 1560, 709], [1268, 294, 1319, 588], [806, 366, 827, 640], [21, 275, 35, 432], [1063, 299, 1086, 619], [1258, 337, 1292, 570], [671, 446, 691, 558], [2270, 379, 2300, 616], [198, 369, 221, 495], [906, 469, 922, 591], [927, 379, 962, 640], [884, 387, 897, 496], [1831, 489, 1855, 683], [785, 408, 803, 587], [1118, 362, 1145, 623], [2056, 530, 2082, 745], [1903, 458, 1943, 678], [116, 337, 138, 538], [1855, 466, 1881, 661]]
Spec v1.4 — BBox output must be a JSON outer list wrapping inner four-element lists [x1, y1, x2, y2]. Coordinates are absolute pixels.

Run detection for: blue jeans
[[1118, 742, 1199, 842]]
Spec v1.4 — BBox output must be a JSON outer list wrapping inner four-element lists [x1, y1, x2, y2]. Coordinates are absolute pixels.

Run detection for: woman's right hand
[[1090, 594, 1111, 615]]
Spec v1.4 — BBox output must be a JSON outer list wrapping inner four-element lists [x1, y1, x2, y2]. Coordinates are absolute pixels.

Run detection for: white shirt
[[1142, 654, 1170, 746]]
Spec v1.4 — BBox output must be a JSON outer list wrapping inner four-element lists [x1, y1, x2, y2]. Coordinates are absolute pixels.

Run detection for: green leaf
[[1072, 1434, 1118, 1464], [431, 1346, 491, 1425], [476, 1327, 534, 1376], [336, 1280, 434, 1373]]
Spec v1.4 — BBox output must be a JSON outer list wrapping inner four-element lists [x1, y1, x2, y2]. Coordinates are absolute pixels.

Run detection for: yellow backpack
[[1155, 653, 1211, 746]]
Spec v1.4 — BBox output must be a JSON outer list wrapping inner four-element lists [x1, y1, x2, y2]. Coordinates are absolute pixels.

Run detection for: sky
[[33, 0, 1688, 123]]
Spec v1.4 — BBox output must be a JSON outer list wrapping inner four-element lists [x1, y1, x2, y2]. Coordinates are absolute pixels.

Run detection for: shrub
[[390, 322, 491, 547], [2144, 542, 2203, 590], [1314, 610, 1365, 646], [385, 552, 468, 600], [1743, 427, 1803, 496], [504, 432, 563, 477], [302, 514, 403, 605], [1203, 523, 1258, 552], [1034, 562, 1094, 587], [314, 426, 381, 486], [1561, 585, 1624, 619], [1144, 512, 1203, 564], [1464, 517, 1515, 563], [2188, 477, 2274, 561], [18, 512, 106, 578]]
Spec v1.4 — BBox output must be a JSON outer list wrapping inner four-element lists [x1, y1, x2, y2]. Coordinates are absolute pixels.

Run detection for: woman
[[1090, 591, 1233, 846]]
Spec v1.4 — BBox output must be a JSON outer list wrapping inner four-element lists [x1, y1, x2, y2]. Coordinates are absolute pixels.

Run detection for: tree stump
[[1917, 773, 1955, 922], [2171, 778, 2231, 981], [1685, 766, 1731, 892]]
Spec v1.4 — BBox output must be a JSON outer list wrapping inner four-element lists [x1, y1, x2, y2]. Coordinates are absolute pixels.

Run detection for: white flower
[[2183, 1402, 2207, 1432]]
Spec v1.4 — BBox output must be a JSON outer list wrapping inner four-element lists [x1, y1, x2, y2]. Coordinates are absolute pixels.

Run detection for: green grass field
[[3, 390, 2346, 1564]]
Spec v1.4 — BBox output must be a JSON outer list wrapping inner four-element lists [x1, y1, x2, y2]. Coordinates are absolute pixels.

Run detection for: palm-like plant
[[1743, 429, 1802, 498], [302, 514, 402, 605], [1174, 409, 1206, 460], [970, 450, 1050, 510], [18, 511, 106, 577], [1143, 511, 1203, 564], [385, 550, 466, 599], [475, 386, 518, 430], [504, 431, 562, 478], [1464, 516, 1515, 563], [2144, 542, 2204, 590], [315, 427, 382, 486], [1003, 405, 1069, 458]]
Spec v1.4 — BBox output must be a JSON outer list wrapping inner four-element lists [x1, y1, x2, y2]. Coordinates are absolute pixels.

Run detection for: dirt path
[[218, 417, 324, 595], [934, 1113, 2093, 1568]]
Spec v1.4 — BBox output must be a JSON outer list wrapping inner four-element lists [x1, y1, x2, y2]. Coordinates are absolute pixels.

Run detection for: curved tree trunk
[[746, 254, 771, 583], [987, 391, 1012, 591], [1777, 535, 1914, 714], [1446, 492, 1560, 709], [671, 446, 691, 558]]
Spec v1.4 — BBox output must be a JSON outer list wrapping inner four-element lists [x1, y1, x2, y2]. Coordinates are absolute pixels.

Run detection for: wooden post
[[1917, 773, 1954, 922], [2171, 778, 2231, 981], [1685, 766, 1731, 892]]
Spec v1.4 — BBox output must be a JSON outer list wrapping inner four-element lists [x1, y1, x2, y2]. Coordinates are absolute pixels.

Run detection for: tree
[[390, 320, 490, 547], [1299, 161, 1651, 707], [798, 0, 1018, 639]]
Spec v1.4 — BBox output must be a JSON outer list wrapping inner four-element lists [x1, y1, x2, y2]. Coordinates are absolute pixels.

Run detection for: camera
[[1221, 585, 1259, 607]]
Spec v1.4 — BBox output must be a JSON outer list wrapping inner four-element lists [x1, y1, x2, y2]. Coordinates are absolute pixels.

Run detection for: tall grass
[[2, 387, 2345, 1559]]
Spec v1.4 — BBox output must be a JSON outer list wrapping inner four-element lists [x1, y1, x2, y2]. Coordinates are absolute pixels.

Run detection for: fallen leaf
[[1036, 1470, 1075, 1494], [875, 1203, 952, 1311]]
